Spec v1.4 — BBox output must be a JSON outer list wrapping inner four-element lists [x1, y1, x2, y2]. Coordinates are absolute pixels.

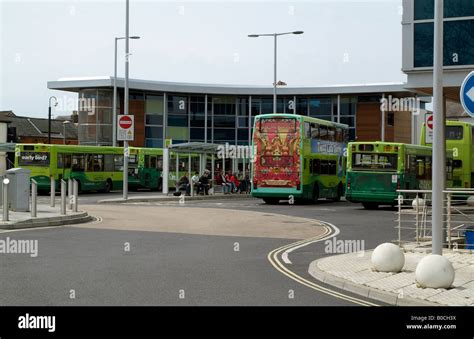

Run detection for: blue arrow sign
[[460, 71, 474, 118]]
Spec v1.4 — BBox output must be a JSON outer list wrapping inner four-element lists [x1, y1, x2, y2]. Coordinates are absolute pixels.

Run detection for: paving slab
[[309, 248, 474, 306]]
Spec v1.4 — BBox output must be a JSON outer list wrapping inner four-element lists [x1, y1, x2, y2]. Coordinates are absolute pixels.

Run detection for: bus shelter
[[163, 142, 252, 195]]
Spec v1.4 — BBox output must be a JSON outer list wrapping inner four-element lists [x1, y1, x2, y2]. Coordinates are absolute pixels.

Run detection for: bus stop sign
[[461, 71, 474, 118]]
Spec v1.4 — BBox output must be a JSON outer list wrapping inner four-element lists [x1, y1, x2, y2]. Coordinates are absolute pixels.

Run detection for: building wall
[[18, 137, 78, 145]]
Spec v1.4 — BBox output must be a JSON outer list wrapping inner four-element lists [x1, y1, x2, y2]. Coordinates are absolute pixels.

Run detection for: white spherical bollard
[[467, 196, 474, 207], [416, 254, 455, 289], [412, 197, 426, 209], [371, 243, 405, 273]]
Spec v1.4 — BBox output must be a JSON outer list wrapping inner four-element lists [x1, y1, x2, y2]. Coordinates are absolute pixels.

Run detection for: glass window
[[145, 139, 163, 148], [237, 129, 249, 141], [309, 97, 332, 117], [387, 112, 394, 126], [319, 125, 328, 140], [414, 23, 434, 67], [168, 114, 188, 127], [213, 129, 235, 141], [446, 126, 463, 140], [145, 95, 164, 114], [145, 126, 163, 139], [190, 102, 205, 115], [146, 115, 163, 125], [167, 127, 188, 140], [237, 98, 248, 116], [168, 96, 188, 114], [444, 20, 474, 66], [310, 123, 319, 138], [445, 0, 474, 18], [261, 98, 273, 114], [57, 154, 72, 169], [213, 115, 235, 128], [304, 122, 311, 138], [414, 0, 434, 20], [212, 97, 236, 115], [104, 154, 114, 172], [296, 98, 308, 115], [114, 155, 123, 171], [352, 153, 398, 171], [18, 152, 50, 167], [72, 155, 85, 172], [190, 128, 205, 140], [251, 99, 261, 116]]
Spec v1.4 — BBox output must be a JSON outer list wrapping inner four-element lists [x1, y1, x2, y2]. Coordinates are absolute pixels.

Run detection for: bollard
[[60, 179, 67, 216], [73, 179, 78, 212], [68, 178, 73, 210], [2, 177, 9, 221], [50, 176, 55, 207], [31, 179, 37, 218]]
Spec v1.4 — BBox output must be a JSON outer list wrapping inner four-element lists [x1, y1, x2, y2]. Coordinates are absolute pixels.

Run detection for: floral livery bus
[[251, 114, 348, 204]]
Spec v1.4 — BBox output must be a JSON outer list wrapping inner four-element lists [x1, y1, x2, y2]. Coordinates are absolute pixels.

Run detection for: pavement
[[0, 205, 92, 230], [98, 192, 252, 204], [309, 248, 474, 306]]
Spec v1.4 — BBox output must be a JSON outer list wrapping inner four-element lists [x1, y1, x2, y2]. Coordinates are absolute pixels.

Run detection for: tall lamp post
[[48, 96, 58, 144], [113, 35, 140, 147], [62, 121, 71, 145], [248, 31, 304, 113]]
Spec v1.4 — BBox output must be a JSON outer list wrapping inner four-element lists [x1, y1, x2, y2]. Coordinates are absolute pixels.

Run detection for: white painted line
[[281, 221, 340, 264]]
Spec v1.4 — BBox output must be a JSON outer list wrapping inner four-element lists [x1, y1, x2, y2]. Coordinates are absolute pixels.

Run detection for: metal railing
[[396, 189, 474, 251]]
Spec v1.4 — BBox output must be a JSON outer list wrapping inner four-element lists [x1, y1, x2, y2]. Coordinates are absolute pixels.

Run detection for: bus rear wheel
[[362, 202, 379, 210], [331, 183, 343, 202], [263, 198, 279, 205]]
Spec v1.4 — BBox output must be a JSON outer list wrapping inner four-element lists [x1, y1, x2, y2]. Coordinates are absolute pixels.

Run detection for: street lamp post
[[62, 121, 71, 145], [123, 0, 130, 200], [48, 96, 58, 144], [113, 35, 140, 147], [248, 31, 303, 113]]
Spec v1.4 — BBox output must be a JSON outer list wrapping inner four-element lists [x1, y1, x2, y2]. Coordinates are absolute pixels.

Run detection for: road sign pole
[[432, 0, 444, 255], [123, 0, 129, 201]]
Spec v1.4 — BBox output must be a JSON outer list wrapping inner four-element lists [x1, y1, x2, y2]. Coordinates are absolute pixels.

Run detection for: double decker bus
[[345, 142, 453, 209], [251, 113, 348, 204], [420, 120, 474, 189]]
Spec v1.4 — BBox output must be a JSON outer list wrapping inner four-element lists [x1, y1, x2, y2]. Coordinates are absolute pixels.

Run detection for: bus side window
[[114, 155, 123, 171], [328, 127, 336, 142], [144, 155, 150, 168], [150, 156, 157, 170], [72, 155, 85, 172], [310, 123, 319, 139], [58, 153, 64, 168], [157, 156, 163, 171], [336, 128, 343, 142], [304, 122, 311, 138], [93, 155, 104, 172], [319, 126, 328, 140], [309, 159, 313, 174], [104, 155, 114, 172], [416, 157, 425, 179]]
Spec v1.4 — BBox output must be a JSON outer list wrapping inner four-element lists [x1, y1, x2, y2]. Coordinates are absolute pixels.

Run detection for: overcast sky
[[0, 0, 405, 118]]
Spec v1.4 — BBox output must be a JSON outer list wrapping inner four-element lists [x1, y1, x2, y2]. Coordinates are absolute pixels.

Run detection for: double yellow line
[[267, 223, 379, 307]]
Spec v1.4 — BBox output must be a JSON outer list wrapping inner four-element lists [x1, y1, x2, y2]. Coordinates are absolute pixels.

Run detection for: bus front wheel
[[362, 202, 379, 210], [263, 198, 279, 205], [104, 179, 112, 193]]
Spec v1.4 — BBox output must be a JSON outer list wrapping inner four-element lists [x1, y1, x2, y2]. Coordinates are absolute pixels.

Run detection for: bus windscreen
[[18, 152, 50, 166], [352, 153, 397, 171]]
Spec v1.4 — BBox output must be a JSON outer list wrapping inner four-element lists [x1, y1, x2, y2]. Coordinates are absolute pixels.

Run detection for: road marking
[[267, 221, 379, 307], [0, 225, 64, 234], [281, 221, 340, 264]]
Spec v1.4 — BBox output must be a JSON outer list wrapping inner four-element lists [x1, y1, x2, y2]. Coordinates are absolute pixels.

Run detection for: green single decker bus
[[14, 143, 202, 193], [251, 113, 348, 204], [345, 141, 453, 209], [420, 120, 474, 189], [14, 144, 138, 193]]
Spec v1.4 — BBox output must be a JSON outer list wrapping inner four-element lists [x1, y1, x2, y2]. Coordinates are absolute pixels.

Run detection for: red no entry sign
[[427, 115, 433, 130], [119, 115, 133, 129]]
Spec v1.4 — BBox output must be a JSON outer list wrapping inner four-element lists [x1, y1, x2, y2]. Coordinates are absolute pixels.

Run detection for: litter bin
[[5, 167, 31, 212], [465, 226, 474, 250]]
